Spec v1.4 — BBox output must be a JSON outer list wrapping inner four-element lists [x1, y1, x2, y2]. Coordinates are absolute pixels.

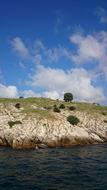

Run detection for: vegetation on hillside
[[0, 96, 107, 119], [8, 120, 22, 128], [67, 115, 80, 125], [64, 92, 73, 102]]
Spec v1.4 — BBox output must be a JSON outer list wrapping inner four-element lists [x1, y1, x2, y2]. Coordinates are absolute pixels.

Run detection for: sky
[[0, 0, 107, 104]]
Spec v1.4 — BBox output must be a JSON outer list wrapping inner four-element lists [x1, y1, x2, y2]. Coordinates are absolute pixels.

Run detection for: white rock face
[[0, 103, 107, 148]]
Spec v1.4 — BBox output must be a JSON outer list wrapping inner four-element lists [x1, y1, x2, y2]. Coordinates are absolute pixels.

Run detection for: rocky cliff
[[0, 100, 107, 149]]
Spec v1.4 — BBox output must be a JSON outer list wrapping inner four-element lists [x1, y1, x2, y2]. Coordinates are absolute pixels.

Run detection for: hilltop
[[0, 97, 107, 148]]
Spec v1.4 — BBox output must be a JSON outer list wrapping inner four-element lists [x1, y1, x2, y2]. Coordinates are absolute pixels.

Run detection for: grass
[[73, 101, 107, 115], [22, 108, 56, 120], [0, 97, 107, 117], [0, 97, 59, 107]]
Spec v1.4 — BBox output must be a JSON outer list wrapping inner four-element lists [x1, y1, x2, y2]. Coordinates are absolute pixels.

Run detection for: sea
[[0, 143, 107, 190]]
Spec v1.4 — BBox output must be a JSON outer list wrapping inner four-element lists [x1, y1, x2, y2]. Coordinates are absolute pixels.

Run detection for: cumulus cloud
[[11, 37, 30, 58], [28, 65, 105, 103], [34, 33, 107, 81], [70, 32, 102, 63], [70, 31, 107, 79], [21, 89, 59, 100], [95, 7, 107, 23], [22, 90, 41, 97], [43, 91, 60, 100], [9, 34, 107, 102], [0, 84, 18, 98], [10, 33, 107, 82]]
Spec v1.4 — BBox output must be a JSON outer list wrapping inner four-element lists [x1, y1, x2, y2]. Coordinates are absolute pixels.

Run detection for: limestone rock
[[0, 103, 107, 148]]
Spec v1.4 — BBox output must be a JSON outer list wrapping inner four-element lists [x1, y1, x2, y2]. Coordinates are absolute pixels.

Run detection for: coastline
[[0, 98, 107, 149]]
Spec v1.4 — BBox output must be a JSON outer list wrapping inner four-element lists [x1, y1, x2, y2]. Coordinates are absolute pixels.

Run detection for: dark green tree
[[64, 92, 73, 102]]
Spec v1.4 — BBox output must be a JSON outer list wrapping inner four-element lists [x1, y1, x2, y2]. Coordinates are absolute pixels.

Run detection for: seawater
[[0, 144, 107, 190]]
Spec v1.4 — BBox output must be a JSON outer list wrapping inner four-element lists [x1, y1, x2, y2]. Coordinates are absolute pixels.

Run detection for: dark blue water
[[0, 144, 107, 190]]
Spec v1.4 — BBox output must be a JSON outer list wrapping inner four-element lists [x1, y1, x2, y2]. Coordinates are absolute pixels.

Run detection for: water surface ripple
[[0, 144, 107, 190]]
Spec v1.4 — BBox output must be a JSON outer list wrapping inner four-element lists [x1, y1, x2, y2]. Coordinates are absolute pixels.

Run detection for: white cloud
[[22, 90, 41, 97], [10, 34, 107, 82], [70, 31, 107, 79], [43, 91, 60, 100], [70, 33, 103, 63], [11, 37, 30, 58], [95, 7, 107, 23], [28, 65, 105, 103], [0, 84, 18, 98], [21, 89, 59, 100], [8, 34, 107, 103], [33, 34, 107, 80]]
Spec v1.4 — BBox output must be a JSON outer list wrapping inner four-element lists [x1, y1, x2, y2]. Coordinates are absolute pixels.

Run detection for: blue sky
[[0, 0, 107, 104]]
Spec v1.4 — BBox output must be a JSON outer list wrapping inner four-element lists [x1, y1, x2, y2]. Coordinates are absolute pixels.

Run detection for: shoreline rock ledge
[[0, 102, 107, 149]]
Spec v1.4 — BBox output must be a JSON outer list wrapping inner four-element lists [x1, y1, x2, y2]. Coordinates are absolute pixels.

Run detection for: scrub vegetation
[[0, 97, 107, 119]]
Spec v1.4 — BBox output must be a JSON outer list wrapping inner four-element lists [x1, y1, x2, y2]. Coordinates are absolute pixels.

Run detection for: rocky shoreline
[[0, 102, 107, 149]]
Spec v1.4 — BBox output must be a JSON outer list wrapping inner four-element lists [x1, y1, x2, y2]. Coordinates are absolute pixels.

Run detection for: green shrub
[[44, 106, 52, 110], [104, 120, 107, 123], [8, 120, 22, 128], [69, 106, 76, 111], [67, 115, 79, 125], [101, 112, 106, 116], [15, 103, 21, 109], [59, 104, 65, 109], [53, 107, 61, 113], [53, 104, 57, 108]]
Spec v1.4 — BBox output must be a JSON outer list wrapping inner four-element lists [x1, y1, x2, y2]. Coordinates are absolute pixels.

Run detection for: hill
[[0, 97, 107, 148]]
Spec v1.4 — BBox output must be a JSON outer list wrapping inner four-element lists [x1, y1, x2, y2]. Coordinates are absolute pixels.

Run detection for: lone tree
[[64, 92, 73, 102]]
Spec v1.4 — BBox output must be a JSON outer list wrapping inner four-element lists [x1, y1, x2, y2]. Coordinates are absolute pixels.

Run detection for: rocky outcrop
[[0, 103, 107, 148]]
